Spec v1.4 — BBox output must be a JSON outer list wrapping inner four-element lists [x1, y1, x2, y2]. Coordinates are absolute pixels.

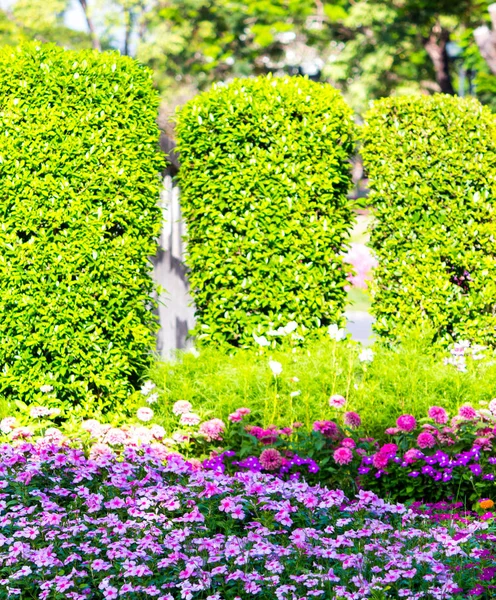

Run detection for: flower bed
[[1, 443, 495, 599]]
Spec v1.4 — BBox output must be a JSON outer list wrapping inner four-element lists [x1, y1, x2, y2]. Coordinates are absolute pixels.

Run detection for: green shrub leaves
[[0, 43, 164, 414], [362, 95, 496, 346], [176, 75, 356, 347]]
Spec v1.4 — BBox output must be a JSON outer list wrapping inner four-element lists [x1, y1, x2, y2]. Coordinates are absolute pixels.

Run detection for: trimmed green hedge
[[176, 75, 356, 347], [362, 95, 496, 345], [0, 43, 164, 415]]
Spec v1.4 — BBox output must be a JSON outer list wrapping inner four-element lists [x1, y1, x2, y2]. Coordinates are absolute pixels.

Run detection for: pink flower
[[173, 400, 193, 415], [372, 452, 389, 469], [341, 437, 356, 449], [473, 437, 492, 449], [259, 448, 282, 470], [458, 404, 477, 420], [417, 432, 436, 449], [104, 428, 128, 446], [228, 412, 242, 422], [333, 447, 353, 465], [150, 424, 166, 440], [344, 411, 361, 428], [313, 420, 339, 439], [488, 398, 496, 414], [404, 448, 421, 464], [180, 413, 201, 426], [428, 406, 448, 425], [385, 427, 400, 435], [329, 394, 346, 409], [396, 414, 417, 432], [237, 407, 251, 416], [11, 427, 32, 440], [137, 407, 154, 422], [380, 443, 397, 455], [89, 443, 114, 460], [199, 418, 225, 442]]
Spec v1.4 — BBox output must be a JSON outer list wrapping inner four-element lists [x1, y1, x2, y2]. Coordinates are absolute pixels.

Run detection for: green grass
[[150, 329, 496, 440]]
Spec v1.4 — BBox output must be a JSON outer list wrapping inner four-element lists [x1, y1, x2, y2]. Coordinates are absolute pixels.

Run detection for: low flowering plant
[[1, 443, 496, 599]]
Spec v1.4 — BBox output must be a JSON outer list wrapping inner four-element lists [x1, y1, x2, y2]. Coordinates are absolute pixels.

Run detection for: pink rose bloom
[[458, 404, 477, 421], [173, 400, 193, 416], [180, 412, 201, 426], [333, 447, 353, 465], [372, 452, 389, 469], [380, 443, 397, 455], [385, 427, 401, 435], [137, 407, 154, 422], [396, 414, 417, 432], [488, 399, 496, 415], [259, 448, 282, 470], [341, 437, 356, 449], [344, 411, 361, 429], [329, 394, 346, 409], [417, 432, 436, 449], [404, 448, 421, 464], [313, 420, 339, 439], [428, 406, 448, 425], [199, 418, 225, 442]]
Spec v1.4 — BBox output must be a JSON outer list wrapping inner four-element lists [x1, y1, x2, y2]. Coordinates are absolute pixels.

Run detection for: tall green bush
[[176, 75, 356, 347], [362, 95, 496, 345], [0, 43, 164, 415]]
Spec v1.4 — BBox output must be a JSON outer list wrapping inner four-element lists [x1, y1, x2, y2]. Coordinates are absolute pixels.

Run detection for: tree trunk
[[78, 0, 101, 51], [123, 9, 134, 56], [474, 3, 496, 75], [424, 23, 454, 95]]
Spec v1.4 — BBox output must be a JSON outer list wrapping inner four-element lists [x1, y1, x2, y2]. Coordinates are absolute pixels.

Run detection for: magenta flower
[[372, 452, 389, 469], [396, 414, 417, 432], [333, 447, 353, 465], [428, 406, 448, 425], [341, 437, 356, 449], [417, 432, 436, 449], [259, 448, 282, 470], [313, 420, 339, 439], [458, 404, 477, 421], [344, 411, 361, 429]]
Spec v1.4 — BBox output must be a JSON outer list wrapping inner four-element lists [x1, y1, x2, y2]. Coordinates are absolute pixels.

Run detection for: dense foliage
[[362, 95, 496, 346], [176, 75, 356, 347], [0, 43, 164, 416], [1, 444, 495, 599]]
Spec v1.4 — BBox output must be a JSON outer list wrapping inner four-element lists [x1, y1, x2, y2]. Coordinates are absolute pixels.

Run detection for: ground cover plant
[[1, 443, 496, 599], [176, 75, 357, 347], [0, 42, 164, 416], [362, 94, 496, 346]]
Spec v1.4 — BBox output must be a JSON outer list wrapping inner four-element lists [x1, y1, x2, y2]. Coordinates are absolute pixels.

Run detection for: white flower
[[30, 406, 52, 418], [137, 407, 154, 422], [140, 381, 156, 396], [40, 384, 54, 393], [290, 376, 299, 383], [188, 347, 200, 357], [290, 390, 301, 398], [0, 417, 17, 434], [328, 324, 347, 342], [146, 392, 159, 405], [253, 333, 270, 347], [269, 360, 283, 377], [267, 322, 298, 336], [358, 348, 374, 363]]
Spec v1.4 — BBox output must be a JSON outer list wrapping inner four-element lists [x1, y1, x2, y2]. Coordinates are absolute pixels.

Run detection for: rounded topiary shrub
[[176, 75, 356, 347], [0, 43, 164, 415], [362, 95, 496, 345]]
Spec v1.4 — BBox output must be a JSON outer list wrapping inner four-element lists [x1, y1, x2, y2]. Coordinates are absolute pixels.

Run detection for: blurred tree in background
[[0, 0, 494, 118]]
